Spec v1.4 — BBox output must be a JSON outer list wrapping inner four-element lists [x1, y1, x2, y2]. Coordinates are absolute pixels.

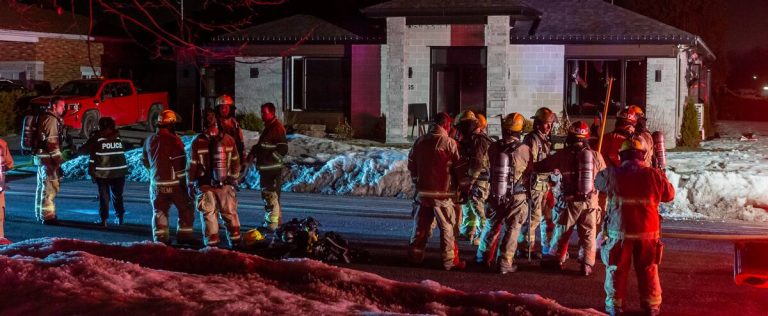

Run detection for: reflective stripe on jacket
[[248, 117, 287, 171], [524, 130, 553, 191], [188, 132, 240, 186], [34, 112, 64, 168]]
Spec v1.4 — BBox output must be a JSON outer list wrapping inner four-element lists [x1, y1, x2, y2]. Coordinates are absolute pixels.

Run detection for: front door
[[430, 47, 487, 118]]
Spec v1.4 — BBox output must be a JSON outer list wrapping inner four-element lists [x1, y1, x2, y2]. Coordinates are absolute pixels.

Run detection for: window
[[80, 66, 101, 79], [566, 59, 647, 117], [286, 57, 349, 112]]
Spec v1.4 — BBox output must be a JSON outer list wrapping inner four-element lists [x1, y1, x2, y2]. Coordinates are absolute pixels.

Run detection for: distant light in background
[[763, 86, 768, 91], [753, 75, 758, 80]]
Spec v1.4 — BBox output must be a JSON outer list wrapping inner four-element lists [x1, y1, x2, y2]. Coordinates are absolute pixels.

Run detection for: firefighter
[[475, 113, 531, 274], [33, 96, 67, 225], [628, 105, 654, 167], [245, 102, 287, 232], [600, 110, 638, 168], [536, 121, 606, 276], [456, 110, 492, 245], [189, 109, 242, 247], [517, 107, 556, 259], [408, 112, 465, 271], [214, 95, 245, 162], [79, 117, 128, 226], [0, 137, 14, 245], [142, 110, 195, 244], [596, 138, 674, 316]]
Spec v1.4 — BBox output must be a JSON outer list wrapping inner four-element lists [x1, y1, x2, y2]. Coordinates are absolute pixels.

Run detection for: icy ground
[[0, 238, 600, 315], [61, 121, 768, 222]]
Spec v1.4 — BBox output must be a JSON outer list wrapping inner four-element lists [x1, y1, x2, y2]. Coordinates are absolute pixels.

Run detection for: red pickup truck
[[30, 79, 168, 136]]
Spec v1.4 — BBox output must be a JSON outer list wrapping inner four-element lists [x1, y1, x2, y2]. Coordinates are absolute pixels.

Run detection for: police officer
[[518, 107, 556, 259], [0, 136, 14, 244], [188, 109, 242, 247], [33, 96, 66, 225], [596, 139, 674, 316], [214, 95, 245, 162], [80, 117, 128, 226], [536, 121, 606, 276], [245, 102, 287, 232], [408, 112, 465, 271], [142, 110, 195, 244], [456, 110, 492, 246], [476, 113, 531, 274]]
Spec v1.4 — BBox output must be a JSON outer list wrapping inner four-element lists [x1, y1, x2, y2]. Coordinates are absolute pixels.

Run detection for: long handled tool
[[596, 77, 615, 153]]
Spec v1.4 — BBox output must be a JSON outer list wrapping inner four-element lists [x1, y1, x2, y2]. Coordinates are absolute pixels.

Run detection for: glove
[[187, 181, 198, 198]]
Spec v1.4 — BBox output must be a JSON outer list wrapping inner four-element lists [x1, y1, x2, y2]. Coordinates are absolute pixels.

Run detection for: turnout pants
[[34, 165, 59, 221], [0, 192, 5, 237], [548, 200, 598, 266], [259, 169, 283, 231], [459, 180, 489, 238], [96, 177, 125, 220], [196, 185, 241, 247], [602, 237, 663, 311], [150, 185, 195, 243], [518, 185, 549, 253], [476, 193, 528, 272], [408, 198, 460, 270]]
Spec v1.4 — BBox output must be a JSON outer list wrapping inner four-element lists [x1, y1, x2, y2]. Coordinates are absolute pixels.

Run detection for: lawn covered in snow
[[0, 238, 600, 315], [61, 121, 768, 222]]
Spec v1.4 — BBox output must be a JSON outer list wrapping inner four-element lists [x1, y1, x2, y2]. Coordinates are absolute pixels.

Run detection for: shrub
[[237, 112, 264, 131], [0, 90, 35, 135], [680, 98, 701, 148]]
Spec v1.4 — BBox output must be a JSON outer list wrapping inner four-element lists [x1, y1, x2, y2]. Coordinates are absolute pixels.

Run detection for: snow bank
[[61, 121, 768, 222], [662, 121, 768, 221], [0, 238, 600, 315]]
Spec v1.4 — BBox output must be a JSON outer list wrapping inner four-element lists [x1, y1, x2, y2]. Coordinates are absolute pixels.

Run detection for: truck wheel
[[146, 105, 162, 132], [81, 111, 99, 138]]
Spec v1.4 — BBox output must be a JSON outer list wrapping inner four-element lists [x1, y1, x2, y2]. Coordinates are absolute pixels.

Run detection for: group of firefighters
[[4, 95, 287, 249], [0, 93, 674, 315], [408, 106, 674, 316]]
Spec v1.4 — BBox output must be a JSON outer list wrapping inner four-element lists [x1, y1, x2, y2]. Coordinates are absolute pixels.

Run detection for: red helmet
[[568, 121, 590, 139]]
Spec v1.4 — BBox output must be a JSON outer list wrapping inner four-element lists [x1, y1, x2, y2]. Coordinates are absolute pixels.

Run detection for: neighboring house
[[212, 0, 714, 147], [0, 1, 104, 88]]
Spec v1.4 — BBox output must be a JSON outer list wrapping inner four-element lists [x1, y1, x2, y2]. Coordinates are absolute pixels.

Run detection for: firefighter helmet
[[617, 110, 638, 125], [455, 110, 477, 126], [627, 105, 644, 118], [156, 110, 178, 126], [501, 113, 525, 133], [620, 138, 646, 153], [215, 94, 234, 106], [243, 228, 265, 247], [476, 114, 487, 130], [568, 121, 590, 139], [533, 107, 556, 123]]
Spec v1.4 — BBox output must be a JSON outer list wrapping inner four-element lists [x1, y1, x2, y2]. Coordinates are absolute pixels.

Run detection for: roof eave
[[363, 6, 541, 19]]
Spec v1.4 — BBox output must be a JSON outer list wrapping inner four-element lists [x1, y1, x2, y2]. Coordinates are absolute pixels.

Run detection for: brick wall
[[406, 25, 450, 107], [507, 45, 565, 126], [351, 44, 381, 138], [384, 17, 408, 143], [0, 38, 103, 86], [646, 57, 680, 149], [235, 57, 283, 118]]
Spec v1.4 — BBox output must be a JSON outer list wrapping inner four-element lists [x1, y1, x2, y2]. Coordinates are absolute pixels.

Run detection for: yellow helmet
[[243, 228, 265, 247], [455, 110, 477, 125], [476, 114, 487, 130], [627, 105, 644, 118], [502, 113, 525, 133], [157, 110, 178, 126], [533, 107, 556, 123], [620, 138, 646, 153], [215, 94, 234, 106]]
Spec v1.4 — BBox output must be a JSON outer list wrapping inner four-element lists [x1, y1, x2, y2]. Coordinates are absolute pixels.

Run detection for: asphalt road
[[3, 167, 768, 315]]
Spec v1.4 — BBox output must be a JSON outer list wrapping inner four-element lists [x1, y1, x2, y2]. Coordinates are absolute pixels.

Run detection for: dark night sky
[[727, 0, 768, 52]]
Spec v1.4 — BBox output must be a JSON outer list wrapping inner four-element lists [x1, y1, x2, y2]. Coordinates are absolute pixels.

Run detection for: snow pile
[[0, 238, 600, 315], [661, 121, 768, 221]]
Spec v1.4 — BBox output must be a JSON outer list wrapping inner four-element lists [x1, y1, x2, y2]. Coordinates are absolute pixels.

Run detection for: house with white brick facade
[[213, 0, 713, 148]]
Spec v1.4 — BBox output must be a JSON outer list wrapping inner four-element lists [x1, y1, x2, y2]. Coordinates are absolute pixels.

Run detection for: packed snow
[[0, 238, 600, 315], [61, 121, 768, 222]]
